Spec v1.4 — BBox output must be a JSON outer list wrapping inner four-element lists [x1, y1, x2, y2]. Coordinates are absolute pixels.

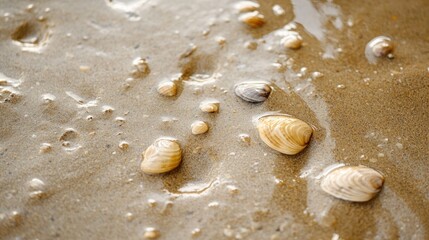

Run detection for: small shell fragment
[[157, 81, 177, 97], [234, 81, 272, 103], [256, 114, 313, 155], [199, 100, 219, 113], [234, 1, 260, 13], [144, 227, 161, 239], [238, 11, 265, 28], [281, 31, 303, 50], [320, 165, 384, 202], [132, 57, 150, 74], [191, 121, 209, 135], [365, 36, 394, 64], [141, 138, 182, 174]]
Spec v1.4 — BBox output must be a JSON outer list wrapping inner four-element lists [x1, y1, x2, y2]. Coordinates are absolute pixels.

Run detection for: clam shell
[[191, 121, 209, 135], [365, 36, 394, 64], [199, 100, 219, 113], [234, 81, 272, 103], [234, 1, 260, 13], [320, 165, 384, 202], [281, 31, 303, 50], [157, 81, 177, 97], [256, 114, 313, 155], [238, 11, 265, 28], [141, 138, 182, 174]]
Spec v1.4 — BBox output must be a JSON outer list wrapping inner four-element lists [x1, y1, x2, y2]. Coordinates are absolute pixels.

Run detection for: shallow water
[[0, 0, 428, 239]]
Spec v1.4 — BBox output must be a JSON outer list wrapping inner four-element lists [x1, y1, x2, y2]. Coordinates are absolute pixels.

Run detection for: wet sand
[[0, 0, 428, 239]]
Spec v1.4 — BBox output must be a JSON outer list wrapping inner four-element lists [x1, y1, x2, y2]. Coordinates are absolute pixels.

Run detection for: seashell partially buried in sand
[[234, 1, 260, 13], [199, 100, 220, 113], [238, 11, 265, 28], [191, 120, 209, 135], [365, 36, 394, 64], [157, 80, 177, 97], [234, 81, 272, 103], [256, 114, 313, 155], [141, 138, 182, 174], [320, 165, 384, 202], [281, 31, 303, 50]]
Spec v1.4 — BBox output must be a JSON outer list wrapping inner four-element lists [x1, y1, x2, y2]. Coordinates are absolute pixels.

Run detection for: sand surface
[[0, 0, 428, 239]]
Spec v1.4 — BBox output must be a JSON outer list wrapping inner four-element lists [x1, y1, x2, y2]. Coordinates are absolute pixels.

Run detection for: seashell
[[140, 138, 182, 174], [132, 57, 150, 73], [365, 36, 394, 64], [157, 80, 177, 97], [281, 31, 303, 50], [320, 165, 384, 202], [256, 114, 313, 155], [191, 121, 209, 135], [199, 100, 220, 113], [234, 1, 260, 13], [238, 11, 265, 28], [234, 81, 272, 103]]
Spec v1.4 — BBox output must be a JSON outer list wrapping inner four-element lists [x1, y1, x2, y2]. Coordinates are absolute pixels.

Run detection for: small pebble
[[191, 228, 201, 237], [39, 143, 52, 153], [102, 105, 114, 114]]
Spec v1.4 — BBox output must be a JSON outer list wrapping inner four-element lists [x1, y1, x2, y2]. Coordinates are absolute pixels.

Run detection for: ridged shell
[[365, 36, 394, 64], [256, 115, 313, 155], [157, 81, 177, 97], [199, 100, 219, 113], [238, 11, 265, 28], [320, 165, 384, 202], [234, 81, 272, 103], [234, 1, 260, 13], [191, 121, 209, 135], [281, 31, 303, 50], [141, 138, 182, 174]]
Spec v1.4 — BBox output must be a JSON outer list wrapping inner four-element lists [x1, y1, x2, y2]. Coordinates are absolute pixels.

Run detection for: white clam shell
[[256, 114, 313, 155], [238, 11, 265, 28], [157, 81, 177, 97], [141, 138, 182, 174], [365, 36, 394, 64], [234, 81, 272, 103], [191, 121, 209, 135], [199, 100, 219, 113], [234, 1, 260, 13], [320, 165, 384, 202], [281, 31, 303, 50]]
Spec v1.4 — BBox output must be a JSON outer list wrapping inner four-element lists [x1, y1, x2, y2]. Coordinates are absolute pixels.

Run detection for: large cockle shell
[[234, 81, 272, 103], [365, 36, 394, 64], [281, 31, 303, 50], [256, 115, 313, 155], [238, 11, 265, 28], [141, 138, 182, 174], [320, 165, 384, 202]]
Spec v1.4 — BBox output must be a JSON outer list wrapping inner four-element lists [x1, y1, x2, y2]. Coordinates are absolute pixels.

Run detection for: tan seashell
[[234, 81, 272, 103], [157, 81, 177, 97], [320, 165, 384, 202], [281, 31, 303, 50], [234, 1, 260, 13], [256, 114, 313, 155], [191, 121, 209, 135], [365, 36, 394, 64], [238, 11, 265, 28], [199, 100, 219, 113], [141, 138, 182, 174]]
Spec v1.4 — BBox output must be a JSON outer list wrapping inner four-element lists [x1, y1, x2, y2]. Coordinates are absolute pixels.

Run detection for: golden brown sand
[[0, 0, 428, 239]]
